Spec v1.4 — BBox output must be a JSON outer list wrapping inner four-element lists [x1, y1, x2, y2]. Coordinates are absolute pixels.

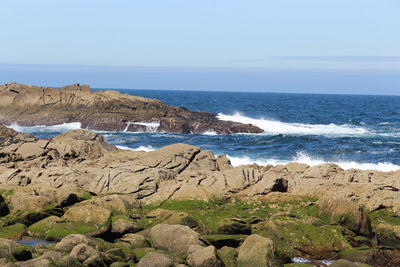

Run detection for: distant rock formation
[[0, 83, 263, 134]]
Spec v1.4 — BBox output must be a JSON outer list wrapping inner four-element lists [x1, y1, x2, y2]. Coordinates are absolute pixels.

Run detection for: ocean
[[9, 89, 400, 172]]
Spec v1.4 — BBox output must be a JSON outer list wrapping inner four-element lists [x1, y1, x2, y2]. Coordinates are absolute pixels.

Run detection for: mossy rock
[[330, 259, 373, 267], [202, 234, 247, 248], [28, 216, 60, 238], [0, 223, 26, 239], [104, 248, 127, 263], [131, 247, 156, 261], [1, 210, 50, 227], [254, 218, 352, 259], [114, 243, 138, 262], [217, 218, 251, 235], [339, 249, 373, 263], [145, 208, 198, 228], [217, 246, 237, 267], [375, 223, 400, 248], [43, 222, 100, 241]]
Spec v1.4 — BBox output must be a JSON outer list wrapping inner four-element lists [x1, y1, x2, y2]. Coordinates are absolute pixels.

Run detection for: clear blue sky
[[1, 0, 400, 94]]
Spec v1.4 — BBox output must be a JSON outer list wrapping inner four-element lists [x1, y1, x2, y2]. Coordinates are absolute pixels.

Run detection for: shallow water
[[17, 240, 53, 246]]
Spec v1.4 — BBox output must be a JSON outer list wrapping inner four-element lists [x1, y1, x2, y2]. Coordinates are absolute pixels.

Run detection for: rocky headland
[[0, 124, 399, 266], [0, 83, 263, 134]]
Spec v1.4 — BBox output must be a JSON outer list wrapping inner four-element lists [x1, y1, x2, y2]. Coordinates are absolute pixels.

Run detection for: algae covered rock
[[375, 223, 400, 248], [0, 223, 26, 239], [27, 216, 60, 238], [257, 218, 351, 259], [217, 246, 237, 267], [318, 196, 372, 237], [237, 234, 282, 267], [216, 218, 251, 235], [147, 208, 198, 228]]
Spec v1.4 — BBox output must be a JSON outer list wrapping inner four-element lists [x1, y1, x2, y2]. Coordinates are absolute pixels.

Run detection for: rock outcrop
[[0, 83, 263, 134], [0, 125, 399, 266]]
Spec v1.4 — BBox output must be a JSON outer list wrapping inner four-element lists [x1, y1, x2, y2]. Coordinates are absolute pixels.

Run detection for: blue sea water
[[10, 90, 400, 171]]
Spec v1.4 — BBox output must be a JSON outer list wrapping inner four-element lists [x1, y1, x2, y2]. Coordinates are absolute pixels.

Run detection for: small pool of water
[[292, 257, 335, 266], [17, 240, 53, 246]]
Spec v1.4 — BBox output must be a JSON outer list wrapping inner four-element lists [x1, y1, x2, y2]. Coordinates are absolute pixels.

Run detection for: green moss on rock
[[0, 223, 26, 239], [44, 222, 99, 241]]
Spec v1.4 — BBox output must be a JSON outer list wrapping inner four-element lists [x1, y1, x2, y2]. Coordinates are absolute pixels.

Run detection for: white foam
[[217, 112, 369, 136], [116, 145, 155, 152], [123, 122, 160, 133], [202, 129, 218, 136], [226, 151, 400, 172], [8, 122, 81, 133]]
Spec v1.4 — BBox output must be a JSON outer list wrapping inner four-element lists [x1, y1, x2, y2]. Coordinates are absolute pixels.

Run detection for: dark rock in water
[[0, 83, 263, 134]]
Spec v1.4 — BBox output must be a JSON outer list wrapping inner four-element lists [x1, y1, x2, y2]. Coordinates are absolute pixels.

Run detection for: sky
[[1, 0, 400, 94]]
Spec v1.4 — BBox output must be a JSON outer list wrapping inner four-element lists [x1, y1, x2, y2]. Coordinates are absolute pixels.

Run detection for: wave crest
[[226, 152, 400, 172], [217, 112, 369, 136]]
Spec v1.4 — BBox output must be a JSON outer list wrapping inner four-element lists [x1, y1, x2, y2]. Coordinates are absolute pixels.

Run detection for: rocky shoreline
[[0, 125, 399, 266], [0, 83, 263, 134]]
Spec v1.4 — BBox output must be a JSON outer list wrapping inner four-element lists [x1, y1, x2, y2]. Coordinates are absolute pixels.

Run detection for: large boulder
[[62, 203, 111, 229], [0, 125, 37, 147], [237, 234, 281, 267], [49, 129, 116, 160], [54, 234, 103, 252], [317, 196, 372, 237], [150, 224, 203, 256]]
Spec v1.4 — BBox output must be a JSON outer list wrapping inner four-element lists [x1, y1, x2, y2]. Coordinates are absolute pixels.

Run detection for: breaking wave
[[8, 122, 82, 133], [116, 145, 155, 152], [226, 152, 400, 172], [217, 112, 370, 136]]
